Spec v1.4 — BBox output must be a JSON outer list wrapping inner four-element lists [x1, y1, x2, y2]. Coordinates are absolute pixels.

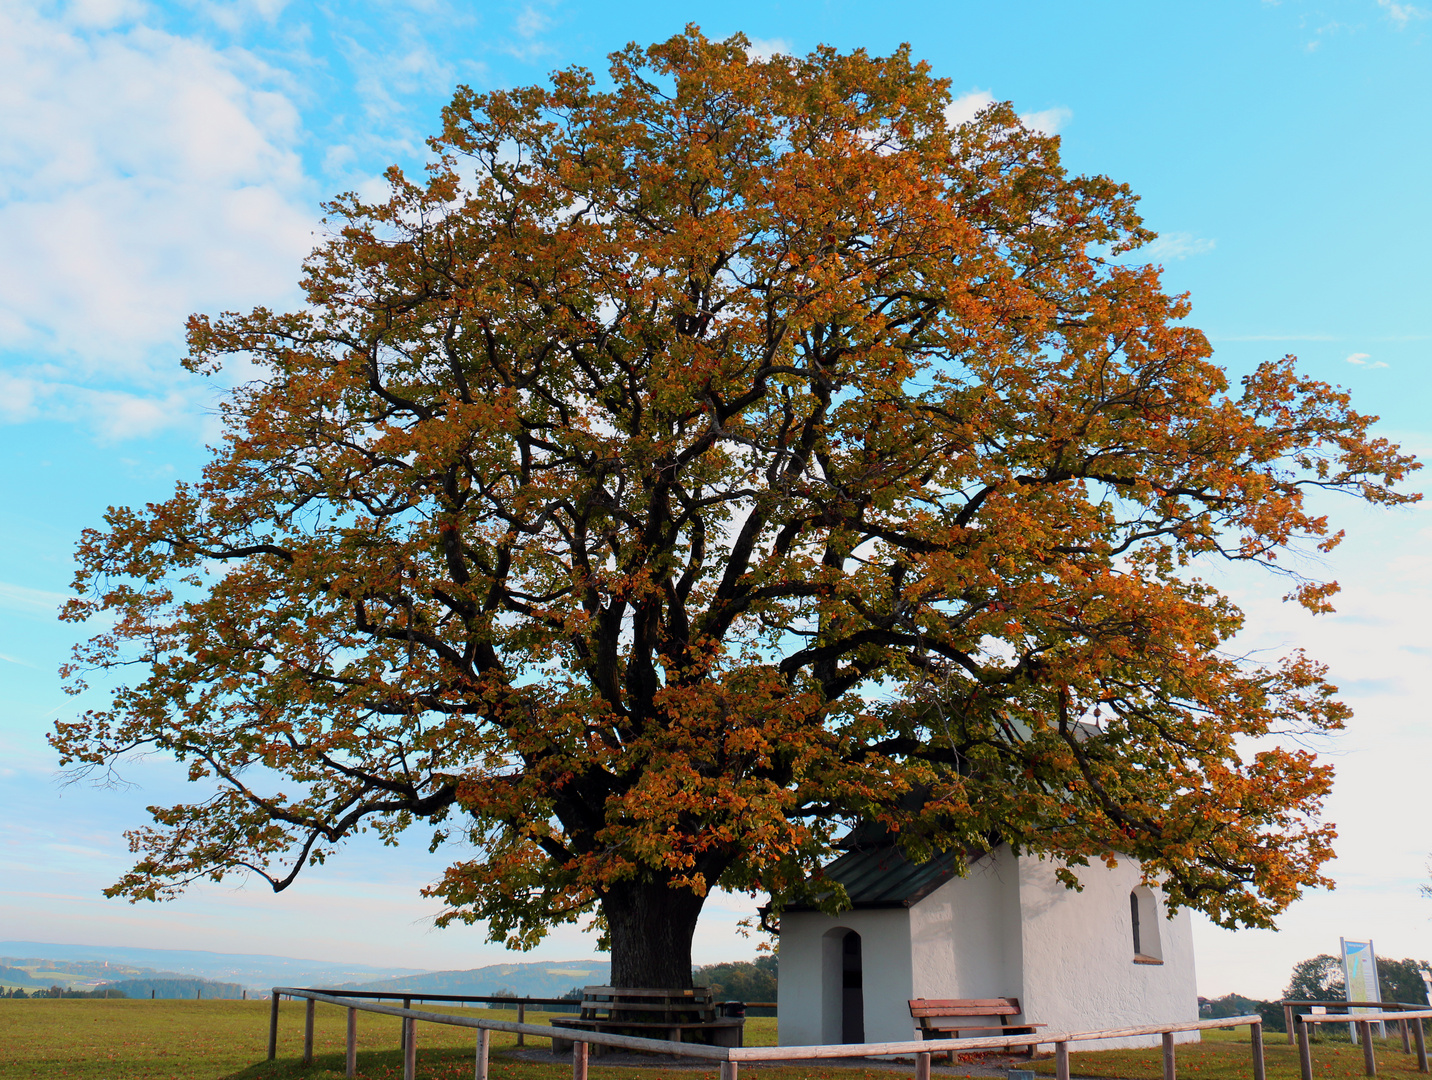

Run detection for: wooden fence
[[269, 987, 1265, 1080], [1293, 1007, 1432, 1079], [1280, 999, 1430, 1045]]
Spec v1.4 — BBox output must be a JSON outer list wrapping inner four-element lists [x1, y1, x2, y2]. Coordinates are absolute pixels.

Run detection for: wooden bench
[[909, 997, 1046, 1059], [549, 986, 745, 1056]]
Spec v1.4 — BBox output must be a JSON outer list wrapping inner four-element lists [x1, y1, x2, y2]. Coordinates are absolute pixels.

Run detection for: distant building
[[775, 838, 1198, 1050]]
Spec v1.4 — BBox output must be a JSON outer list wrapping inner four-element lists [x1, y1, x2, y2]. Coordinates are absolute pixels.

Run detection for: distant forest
[[1, 977, 247, 1000], [99, 978, 247, 1000]]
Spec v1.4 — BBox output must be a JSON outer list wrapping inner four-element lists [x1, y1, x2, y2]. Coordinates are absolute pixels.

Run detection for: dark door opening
[[841, 930, 865, 1043]]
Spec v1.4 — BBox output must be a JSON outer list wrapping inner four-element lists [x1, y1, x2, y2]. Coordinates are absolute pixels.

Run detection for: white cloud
[[0, 2, 317, 437], [944, 89, 1072, 136], [1346, 352, 1390, 369], [1185, 490, 1432, 997], [65, 0, 148, 31], [0, 580, 72, 617], [191, 0, 292, 33], [944, 88, 995, 128], [1020, 105, 1072, 135], [1142, 231, 1217, 261], [744, 37, 792, 62], [1378, 0, 1429, 28]]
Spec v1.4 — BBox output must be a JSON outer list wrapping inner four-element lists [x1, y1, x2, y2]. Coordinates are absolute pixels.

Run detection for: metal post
[[518, 1001, 525, 1047], [1298, 1020, 1314, 1080], [403, 1016, 417, 1080], [475, 1027, 490, 1080], [347, 1006, 357, 1078], [1056, 1041, 1070, 1080], [1162, 1030, 1176, 1080], [1252, 1021, 1267, 1080], [1361, 1021, 1377, 1077], [915, 1052, 931, 1080], [572, 1039, 588, 1080], [1415, 1016, 1428, 1073], [268, 992, 280, 1061], [303, 997, 315, 1066]]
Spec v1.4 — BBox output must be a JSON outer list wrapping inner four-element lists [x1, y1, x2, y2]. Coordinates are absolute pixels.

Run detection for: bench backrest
[[909, 997, 1023, 1020], [580, 986, 717, 1022]]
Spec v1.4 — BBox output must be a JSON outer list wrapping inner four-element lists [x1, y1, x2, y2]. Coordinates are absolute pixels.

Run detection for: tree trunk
[[602, 881, 707, 988]]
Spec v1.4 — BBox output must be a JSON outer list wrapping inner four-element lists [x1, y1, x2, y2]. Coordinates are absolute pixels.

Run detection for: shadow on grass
[[223, 1049, 729, 1080], [223, 1050, 911, 1080]]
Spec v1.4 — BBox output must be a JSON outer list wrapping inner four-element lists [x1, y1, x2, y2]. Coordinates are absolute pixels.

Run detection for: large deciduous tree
[[55, 29, 1418, 989]]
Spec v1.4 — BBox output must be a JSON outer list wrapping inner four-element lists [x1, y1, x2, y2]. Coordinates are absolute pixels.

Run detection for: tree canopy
[[54, 28, 1418, 987]]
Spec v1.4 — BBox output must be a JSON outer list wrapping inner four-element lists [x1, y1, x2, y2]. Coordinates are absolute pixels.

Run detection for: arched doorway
[[841, 930, 865, 1043]]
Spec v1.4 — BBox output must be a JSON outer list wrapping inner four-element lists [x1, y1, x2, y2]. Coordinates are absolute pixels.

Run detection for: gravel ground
[[505, 1046, 1037, 1075]]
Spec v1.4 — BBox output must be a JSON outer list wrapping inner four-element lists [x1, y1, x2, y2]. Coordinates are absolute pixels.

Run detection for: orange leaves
[[49, 27, 1422, 976]]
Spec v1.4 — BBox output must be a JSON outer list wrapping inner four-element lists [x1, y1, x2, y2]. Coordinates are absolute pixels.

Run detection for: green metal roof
[[783, 842, 966, 911]]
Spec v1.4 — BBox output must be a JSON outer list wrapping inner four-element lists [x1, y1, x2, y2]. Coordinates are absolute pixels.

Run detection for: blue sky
[[1, 0, 1429, 998]]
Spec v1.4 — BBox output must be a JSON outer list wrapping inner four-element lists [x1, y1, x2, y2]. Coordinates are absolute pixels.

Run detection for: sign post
[[1342, 938, 1386, 1041]]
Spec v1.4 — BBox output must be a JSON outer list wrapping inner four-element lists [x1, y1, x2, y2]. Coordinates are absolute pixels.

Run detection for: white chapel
[[775, 836, 1199, 1050]]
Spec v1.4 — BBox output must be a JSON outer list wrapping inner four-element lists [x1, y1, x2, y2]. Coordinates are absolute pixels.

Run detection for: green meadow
[[3, 1000, 1429, 1080]]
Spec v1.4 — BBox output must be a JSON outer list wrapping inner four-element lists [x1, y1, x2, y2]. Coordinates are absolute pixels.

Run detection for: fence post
[[1403, 1019, 1412, 1054], [915, 1052, 931, 1080], [1056, 1041, 1070, 1080], [1360, 1020, 1376, 1077], [518, 1001, 526, 1047], [303, 997, 315, 1066], [721, 1061, 739, 1080], [1251, 1020, 1266, 1080], [1286, 1005, 1296, 1045], [268, 992, 280, 1061], [1298, 1020, 1314, 1080], [1161, 1031, 1176, 1080], [475, 1026, 490, 1080], [401, 996, 412, 1052], [1414, 1016, 1428, 1073], [347, 1006, 357, 1078], [403, 1016, 417, 1080], [572, 1039, 588, 1080]]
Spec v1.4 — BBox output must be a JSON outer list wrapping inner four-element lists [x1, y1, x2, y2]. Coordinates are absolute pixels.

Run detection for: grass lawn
[[4, 1001, 1427, 1080]]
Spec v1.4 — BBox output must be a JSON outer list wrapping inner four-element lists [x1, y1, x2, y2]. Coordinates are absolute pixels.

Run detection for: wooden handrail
[[1292, 1009, 1432, 1080], [267, 987, 1264, 1080], [285, 988, 579, 1006]]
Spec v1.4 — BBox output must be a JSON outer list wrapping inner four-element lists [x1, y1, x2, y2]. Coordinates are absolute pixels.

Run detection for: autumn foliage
[[54, 30, 1418, 987]]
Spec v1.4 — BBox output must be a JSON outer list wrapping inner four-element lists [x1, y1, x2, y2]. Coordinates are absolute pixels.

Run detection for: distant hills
[[0, 942, 627, 999], [334, 960, 612, 999], [0, 941, 426, 992]]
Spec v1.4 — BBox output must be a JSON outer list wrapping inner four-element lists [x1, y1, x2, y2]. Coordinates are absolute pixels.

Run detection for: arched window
[[1130, 887, 1163, 963]]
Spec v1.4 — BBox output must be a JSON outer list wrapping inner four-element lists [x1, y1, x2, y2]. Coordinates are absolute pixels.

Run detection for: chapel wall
[[1016, 854, 1200, 1050], [908, 844, 1024, 1004]]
